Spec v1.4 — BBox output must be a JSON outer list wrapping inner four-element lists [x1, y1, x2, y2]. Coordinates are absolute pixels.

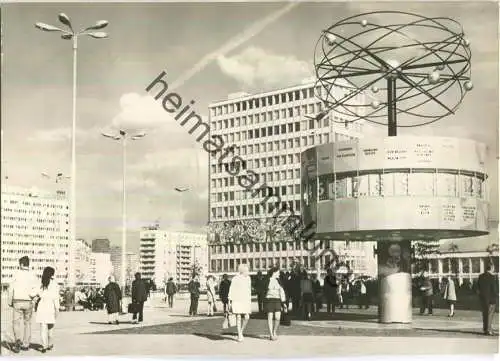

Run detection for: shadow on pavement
[[416, 328, 489, 336], [192, 332, 227, 341], [250, 311, 377, 322], [89, 321, 136, 325]]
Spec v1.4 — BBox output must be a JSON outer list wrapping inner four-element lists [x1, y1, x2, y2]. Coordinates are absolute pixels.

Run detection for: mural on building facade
[[207, 217, 307, 245]]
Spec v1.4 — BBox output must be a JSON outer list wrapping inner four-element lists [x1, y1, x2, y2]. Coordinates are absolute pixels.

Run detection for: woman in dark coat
[[103, 275, 122, 325]]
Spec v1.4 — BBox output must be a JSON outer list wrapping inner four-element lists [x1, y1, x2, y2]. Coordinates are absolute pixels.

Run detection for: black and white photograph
[[0, 0, 499, 357]]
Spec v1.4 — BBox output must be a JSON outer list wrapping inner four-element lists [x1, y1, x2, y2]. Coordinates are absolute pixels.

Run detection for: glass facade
[[316, 170, 485, 200]]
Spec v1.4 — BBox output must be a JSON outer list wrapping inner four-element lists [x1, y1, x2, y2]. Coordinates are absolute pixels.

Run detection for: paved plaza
[[1, 294, 498, 356]]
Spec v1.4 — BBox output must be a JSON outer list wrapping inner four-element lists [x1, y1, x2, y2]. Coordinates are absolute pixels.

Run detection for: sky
[[2, 1, 498, 253]]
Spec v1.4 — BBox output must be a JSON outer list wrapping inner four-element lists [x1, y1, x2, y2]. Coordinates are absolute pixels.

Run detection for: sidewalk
[[1, 295, 498, 356]]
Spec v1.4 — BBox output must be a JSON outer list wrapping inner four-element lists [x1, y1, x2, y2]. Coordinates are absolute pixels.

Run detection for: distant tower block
[[301, 136, 488, 323]]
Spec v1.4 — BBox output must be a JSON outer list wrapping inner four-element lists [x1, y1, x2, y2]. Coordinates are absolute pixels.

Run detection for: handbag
[[127, 303, 137, 314], [228, 313, 237, 327], [280, 311, 291, 326], [222, 316, 229, 329]]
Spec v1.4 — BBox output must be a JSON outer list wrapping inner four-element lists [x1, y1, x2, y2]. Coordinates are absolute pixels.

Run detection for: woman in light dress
[[35, 266, 60, 353], [442, 276, 457, 317], [206, 276, 217, 316], [228, 264, 252, 342], [264, 266, 287, 341]]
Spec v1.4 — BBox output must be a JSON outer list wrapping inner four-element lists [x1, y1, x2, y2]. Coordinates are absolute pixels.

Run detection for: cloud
[[217, 47, 312, 88], [110, 93, 175, 132]]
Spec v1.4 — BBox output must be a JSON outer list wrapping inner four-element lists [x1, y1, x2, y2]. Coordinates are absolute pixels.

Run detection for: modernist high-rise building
[[139, 230, 208, 287], [207, 80, 376, 276], [1, 185, 70, 286]]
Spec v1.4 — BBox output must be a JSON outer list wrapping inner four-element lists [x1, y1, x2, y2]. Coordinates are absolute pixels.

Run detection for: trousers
[[12, 300, 33, 347]]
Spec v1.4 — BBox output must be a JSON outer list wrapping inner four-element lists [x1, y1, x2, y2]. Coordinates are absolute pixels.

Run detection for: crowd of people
[[5, 255, 498, 353]]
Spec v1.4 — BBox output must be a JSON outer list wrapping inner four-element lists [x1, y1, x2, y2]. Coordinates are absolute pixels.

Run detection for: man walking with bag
[[8, 256, 39, 353], [131, 273, 148, 324]]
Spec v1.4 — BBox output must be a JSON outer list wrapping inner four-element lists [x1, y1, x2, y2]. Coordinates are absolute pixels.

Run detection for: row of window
[[209, 254, 357, 273], [211, 87, 321, 117], [210, 133, 355, 165], [2, 241, 68, 247], [211, 184, 302, 203], [4, 199, 68, 209], [211, 200, 300, 219], [2, 207, 69, 217], [426, 257, 499, 275], [2, 233, 69, 240], [309, 171, 485, 200]]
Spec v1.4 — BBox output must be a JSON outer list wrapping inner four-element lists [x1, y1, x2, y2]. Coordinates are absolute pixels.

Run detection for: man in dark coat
[[103, 276, 122, 325], [188, 275, 201, 316], [477, 262, 499, 336], [131, 272, 148, 324], [418, 271, 434, 315], [255, 271, 266, 313], [323, 268, 337, 314], [165, 278, 177, 308], [219, 274, 231, 313]]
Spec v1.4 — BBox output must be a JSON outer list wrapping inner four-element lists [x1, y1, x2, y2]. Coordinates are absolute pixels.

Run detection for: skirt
[[264, 298, 282, 313]]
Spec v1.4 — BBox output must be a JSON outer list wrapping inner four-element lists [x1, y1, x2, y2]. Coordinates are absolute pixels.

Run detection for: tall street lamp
[[174, 187, 190, 231], [36, 14, 109, 288], [102, 130, 147, 290]]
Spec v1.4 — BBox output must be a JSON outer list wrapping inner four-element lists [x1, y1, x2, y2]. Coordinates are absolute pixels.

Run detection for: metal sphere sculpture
[[314, 11, 473, 133]]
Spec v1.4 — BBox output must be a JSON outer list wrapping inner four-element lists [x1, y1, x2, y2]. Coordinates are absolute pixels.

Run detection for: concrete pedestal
[[377, 240, 412, 324]]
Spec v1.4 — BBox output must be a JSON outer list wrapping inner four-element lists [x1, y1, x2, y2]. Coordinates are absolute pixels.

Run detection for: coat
[[228, 274, 252, 314], [478, 272, 499, 305], [219, 279, 231, 302], [443, 278, 457, 301], [132, 279, 148, 303], [103, 282, 122, 314]]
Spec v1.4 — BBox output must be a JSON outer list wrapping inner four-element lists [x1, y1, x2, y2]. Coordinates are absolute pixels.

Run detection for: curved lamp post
[[36, 14, 109, 288], [102, 130, 147, 290]]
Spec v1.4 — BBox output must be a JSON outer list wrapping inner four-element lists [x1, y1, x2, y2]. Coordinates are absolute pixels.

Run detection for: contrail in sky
[[170, 0, 302, 89]]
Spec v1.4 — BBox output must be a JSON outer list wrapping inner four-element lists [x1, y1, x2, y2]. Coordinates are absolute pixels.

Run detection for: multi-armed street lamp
[[102, 130, 147, 290], [35, 14, 109, 288]]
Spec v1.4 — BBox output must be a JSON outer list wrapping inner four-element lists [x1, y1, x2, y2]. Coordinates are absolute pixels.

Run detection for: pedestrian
[[323, 268, 337, 315], [165, 277, 177, 308], [312, 274, 322, 312], [206, 276, 217, 316], [341, 279, 350, 309], [219, 274, 231, 313], [264, 266, 287, 341], [300, 271, 314, 320], [477, 263, 498, 336], [441, 276, 457, 317], [255, 271, 266, 313], [7, 256, 39, 353], [103, 275, 122, 325], [418, 271, 434, 315], [34, 266, 60, 353], [228, 264, 252, 342], [357, 279, 369, 309], [289, 270, 301, 315], [131, 272, 148, 324], [188, 275, 201, 316]]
